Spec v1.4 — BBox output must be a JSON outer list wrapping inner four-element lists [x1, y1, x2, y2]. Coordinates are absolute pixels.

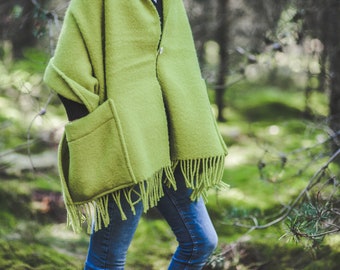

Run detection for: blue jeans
[[84, 172, 218, 270]]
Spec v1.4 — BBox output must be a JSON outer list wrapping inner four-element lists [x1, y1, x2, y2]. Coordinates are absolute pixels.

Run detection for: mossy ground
[[1, 54, 339, 269]]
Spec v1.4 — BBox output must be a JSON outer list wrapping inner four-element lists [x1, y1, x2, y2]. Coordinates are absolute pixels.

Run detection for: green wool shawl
[[44, 0, 228, 232]]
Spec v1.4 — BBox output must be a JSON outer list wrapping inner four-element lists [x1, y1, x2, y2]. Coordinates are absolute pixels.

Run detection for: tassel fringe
[[175, 155, 228, 201], [65, 155, 227, 233]]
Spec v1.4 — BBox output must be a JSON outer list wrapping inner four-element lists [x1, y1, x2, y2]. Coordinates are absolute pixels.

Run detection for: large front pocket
[[64, 99, 135, 203]]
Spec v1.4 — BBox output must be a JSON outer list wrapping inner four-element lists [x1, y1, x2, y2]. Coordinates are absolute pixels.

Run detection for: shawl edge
[[63, 154, 227, 233]]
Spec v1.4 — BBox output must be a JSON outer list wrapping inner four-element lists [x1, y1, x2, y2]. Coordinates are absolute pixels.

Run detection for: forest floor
[[1, 172, 339, 270], [1, 63, 339, 269]]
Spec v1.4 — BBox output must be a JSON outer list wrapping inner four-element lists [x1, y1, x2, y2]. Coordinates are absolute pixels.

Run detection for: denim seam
[[103, 206, 116, 269]]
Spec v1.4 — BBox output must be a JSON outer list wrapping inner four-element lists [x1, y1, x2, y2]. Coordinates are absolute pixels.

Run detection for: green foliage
[[0, 45, 45, 150], [284, 203, 329, 244], [12, 48, 49, 74], [283, 194, 339, 246]]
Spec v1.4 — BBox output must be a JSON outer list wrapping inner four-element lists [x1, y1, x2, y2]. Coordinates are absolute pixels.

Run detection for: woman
[[44, 0, 228, 269]]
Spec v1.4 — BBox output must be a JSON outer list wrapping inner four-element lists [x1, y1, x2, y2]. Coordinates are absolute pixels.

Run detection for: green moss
[[127, 218, 176, 270], [0, 182, 32, 220], [206, 236, 340, 270], [0, 211, 17, 235], [0, 239, 82, 270]]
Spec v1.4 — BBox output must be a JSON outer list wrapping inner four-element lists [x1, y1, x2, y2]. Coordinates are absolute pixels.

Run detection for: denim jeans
[[84, 172, 218, 270]]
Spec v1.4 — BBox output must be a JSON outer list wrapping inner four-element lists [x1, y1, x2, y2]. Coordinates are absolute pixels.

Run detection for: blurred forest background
[[0, 0, 339, 269]]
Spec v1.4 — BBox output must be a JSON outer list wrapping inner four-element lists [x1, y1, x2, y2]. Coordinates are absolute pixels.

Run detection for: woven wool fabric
[[44, 0, 228, 232]]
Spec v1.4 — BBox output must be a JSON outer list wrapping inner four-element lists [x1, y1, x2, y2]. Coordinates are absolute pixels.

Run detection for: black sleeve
[[58, 95, 89, 121]]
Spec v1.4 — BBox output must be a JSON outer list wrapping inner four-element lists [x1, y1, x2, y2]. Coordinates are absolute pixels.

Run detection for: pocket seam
[[65, 98, 138, 202], [67, 117, 113, 142], [65, 99, 114, 142]]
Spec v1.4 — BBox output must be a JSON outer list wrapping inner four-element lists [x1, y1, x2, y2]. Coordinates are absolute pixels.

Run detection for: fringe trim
[[173, 155, 228, 201], [65, 165, 176, 233], [64, 155, 227, 233]]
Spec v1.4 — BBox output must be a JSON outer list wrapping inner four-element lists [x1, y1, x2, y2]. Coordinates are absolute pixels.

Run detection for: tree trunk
[[214, 0, 229, 122], [323, 1, 340, 151], [0, 0, 36, 58]]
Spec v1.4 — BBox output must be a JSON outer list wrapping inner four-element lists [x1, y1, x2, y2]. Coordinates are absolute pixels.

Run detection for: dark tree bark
[[187, 0, 216, 65], [297, 0, 326, 117], [0, 0, 36, 58], [214, 0, 229, 122], [297, 0, 340, 150], [324, 1, 340, 137]]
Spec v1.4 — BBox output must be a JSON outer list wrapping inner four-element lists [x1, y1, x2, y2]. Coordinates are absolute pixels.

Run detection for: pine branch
[[231, 145, 340, 233]]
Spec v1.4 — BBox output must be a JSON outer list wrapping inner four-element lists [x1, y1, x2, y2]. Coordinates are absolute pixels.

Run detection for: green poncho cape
[[44, 0, 228, 232]]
